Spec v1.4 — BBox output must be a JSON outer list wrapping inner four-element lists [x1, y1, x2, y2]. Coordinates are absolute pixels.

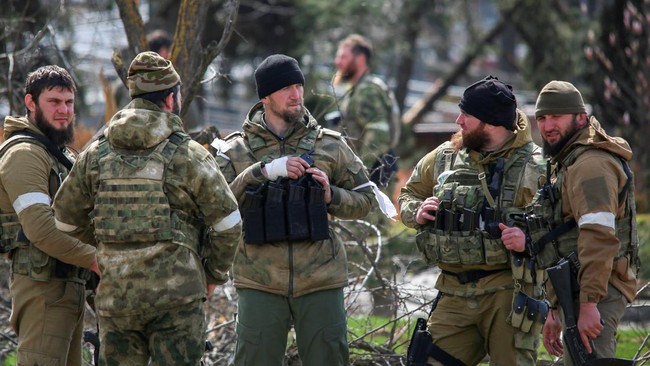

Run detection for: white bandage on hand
[[263, 156, 289, 180]]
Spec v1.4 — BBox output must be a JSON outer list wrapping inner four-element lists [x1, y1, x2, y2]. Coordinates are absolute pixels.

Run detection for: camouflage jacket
[[0, 116, 96, 269], [214, 102, 375, 298], [336, 72, 396, 168], [398, 110, 545, 296], [53, 98, 242, 317]]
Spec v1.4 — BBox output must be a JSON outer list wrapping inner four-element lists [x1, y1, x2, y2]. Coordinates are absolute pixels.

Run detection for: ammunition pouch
[[509, 288, 549, 333], [11, 242, 88, 284], [241, 174, 330, 245], [0, 211, 21, 254]]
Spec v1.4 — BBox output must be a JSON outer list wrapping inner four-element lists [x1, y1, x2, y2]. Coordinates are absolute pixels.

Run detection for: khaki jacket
[[552, 117, 637, 303], [0, 116, 95, 268]]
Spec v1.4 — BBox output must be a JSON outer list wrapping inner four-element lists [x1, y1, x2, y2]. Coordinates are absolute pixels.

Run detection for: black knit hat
[[254, 54, 305, 99], [458, 75, 517, 130]]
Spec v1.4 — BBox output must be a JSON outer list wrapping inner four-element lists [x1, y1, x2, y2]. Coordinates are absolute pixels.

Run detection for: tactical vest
[[526, 146, 640, 271], [0, 132, 82, 282], [415, 142, 540, 266], [220, 126, 332, 244], [93, 132, 201, 255]]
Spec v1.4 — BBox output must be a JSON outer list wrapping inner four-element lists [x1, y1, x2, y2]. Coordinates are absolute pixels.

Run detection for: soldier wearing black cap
[[399, 76, 547, 365], [212, 54, 375, 366]]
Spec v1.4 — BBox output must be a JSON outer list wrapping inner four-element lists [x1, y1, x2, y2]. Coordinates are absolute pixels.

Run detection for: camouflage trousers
[[558, 284, 628, 366], [98, 299, 206, 366], [234, 288, 348, 366], [427, 289, 538, 366], [9, 274, 85, 366]]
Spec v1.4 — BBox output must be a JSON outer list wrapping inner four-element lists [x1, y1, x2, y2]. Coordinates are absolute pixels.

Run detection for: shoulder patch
[[224, 131, 244, 141], [318, 128, 342, 139]]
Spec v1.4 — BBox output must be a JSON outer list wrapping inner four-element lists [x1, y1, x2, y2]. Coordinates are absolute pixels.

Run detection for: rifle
[[546, 256, 597, 365]]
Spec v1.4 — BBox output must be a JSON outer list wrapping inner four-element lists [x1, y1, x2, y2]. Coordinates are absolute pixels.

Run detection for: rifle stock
[[546, 258, 597, 365]]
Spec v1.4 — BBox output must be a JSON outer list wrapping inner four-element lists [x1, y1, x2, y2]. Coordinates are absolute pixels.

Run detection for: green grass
[[347, 315, 649, 363]]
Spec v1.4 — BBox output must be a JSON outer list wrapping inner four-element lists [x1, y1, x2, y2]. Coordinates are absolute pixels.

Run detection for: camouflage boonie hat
[[127, 51, 181, 97]]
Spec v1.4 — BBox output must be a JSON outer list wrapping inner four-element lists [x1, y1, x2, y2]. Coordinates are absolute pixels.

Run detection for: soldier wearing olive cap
[[509, 81, 640, 363], [53, 51, 242, 365]]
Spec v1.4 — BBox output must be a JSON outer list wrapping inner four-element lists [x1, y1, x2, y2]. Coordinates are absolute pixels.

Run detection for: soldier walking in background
[[331, 34, 400, 191], [212, 54, 375, 366], [52, 52, 242, 365], [399, 76, 546, 365], [0, 65, 99, 365]]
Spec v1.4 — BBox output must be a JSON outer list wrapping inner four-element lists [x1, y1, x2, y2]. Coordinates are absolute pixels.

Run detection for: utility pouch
[[462, 208, 477, 231], [264, 180, 287, 242], [0, 212, 21, 254], [511, 290, 527, 328], [286, 177, 309, 241], [435, 209, 446, 230], [242, 184, 266, 244], [307, 178, 330, 241], [510, 289, 549, 333], [444, 209, 457, 232]]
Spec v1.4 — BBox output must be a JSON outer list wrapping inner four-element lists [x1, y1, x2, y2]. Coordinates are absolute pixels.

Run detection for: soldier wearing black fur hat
[[399, 76, 547, 365]]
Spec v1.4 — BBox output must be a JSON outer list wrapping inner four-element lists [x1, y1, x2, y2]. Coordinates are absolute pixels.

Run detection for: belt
[[441, 268, 508, 284]]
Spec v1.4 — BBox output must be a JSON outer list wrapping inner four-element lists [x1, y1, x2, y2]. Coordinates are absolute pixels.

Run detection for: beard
[[268, 97, 306, 125], [337, 63, 357, 83], [34, 106, 75, 146], [451, 122, 488, 151], [284, 105, 306, 125], [542, 116, 580, 157]]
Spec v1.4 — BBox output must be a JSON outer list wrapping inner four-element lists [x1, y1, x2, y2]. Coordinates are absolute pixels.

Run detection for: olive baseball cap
[[127, 51, 181, 97], [535, 80, 586, 118]]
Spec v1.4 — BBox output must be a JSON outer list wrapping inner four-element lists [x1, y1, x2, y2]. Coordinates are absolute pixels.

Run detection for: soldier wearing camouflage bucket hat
[[212, 54, 376, 366], [515, 80, 639, 363], [399, 75, 547, 365], [53, 51, 242, 365]]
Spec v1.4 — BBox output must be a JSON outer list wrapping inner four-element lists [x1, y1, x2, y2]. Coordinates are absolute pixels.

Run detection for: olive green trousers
[[234, 288, 348, 366]]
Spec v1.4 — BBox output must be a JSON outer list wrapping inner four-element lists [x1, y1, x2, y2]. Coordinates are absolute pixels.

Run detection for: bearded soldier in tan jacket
[[0, 65, 99, 366], [514, 81, 639, 364]]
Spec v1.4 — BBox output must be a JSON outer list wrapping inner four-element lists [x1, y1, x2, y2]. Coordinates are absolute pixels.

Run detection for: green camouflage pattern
[[53, 98, 242, 317], [98, 300, 206, 366], [336, 74, 396, 169], [127, 51, 181, 97], [214, 102, 375, 298], [398, 110, 545, 297]]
